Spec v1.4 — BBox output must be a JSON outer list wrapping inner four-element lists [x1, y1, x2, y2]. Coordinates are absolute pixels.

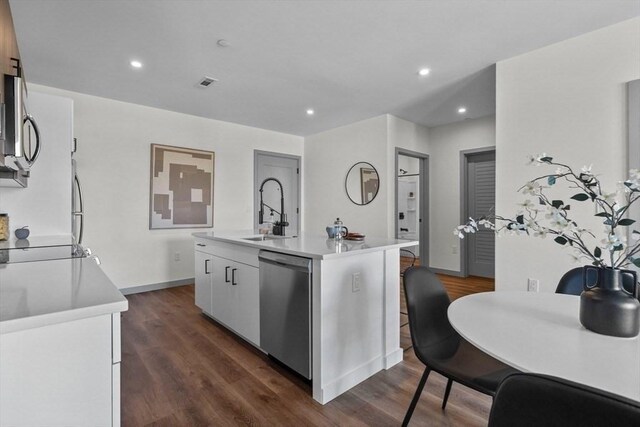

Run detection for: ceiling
[[9, 0, 640, 136]]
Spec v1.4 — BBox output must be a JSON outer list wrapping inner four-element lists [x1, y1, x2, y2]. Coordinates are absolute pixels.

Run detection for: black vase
[[580, 266, 640, 338]]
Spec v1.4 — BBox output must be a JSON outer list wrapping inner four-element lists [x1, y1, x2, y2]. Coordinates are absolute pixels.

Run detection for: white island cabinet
[[0, 257, 128, 427], [193, 231, 417, 404]]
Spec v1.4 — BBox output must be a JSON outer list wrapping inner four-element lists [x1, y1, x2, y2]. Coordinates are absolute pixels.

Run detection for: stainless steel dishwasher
[[259, 250, 312, 379]]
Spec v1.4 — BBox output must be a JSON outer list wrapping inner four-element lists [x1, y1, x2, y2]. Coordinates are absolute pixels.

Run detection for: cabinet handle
[[232, 268, 238, 285], [196, 243, 206, 247], [204, 259, 210, 274], [225, 266, 230, 283]]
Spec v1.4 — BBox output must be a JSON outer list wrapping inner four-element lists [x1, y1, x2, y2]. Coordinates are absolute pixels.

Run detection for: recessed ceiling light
[[418, 68, 430, 76], [458, 107, 467, 114], [130, 60, 143, 69], [306, 109, 315, 116]]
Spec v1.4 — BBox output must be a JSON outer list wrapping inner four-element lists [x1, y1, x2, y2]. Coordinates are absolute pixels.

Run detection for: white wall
[[304, 115, 389, 237], [496, 18, 640, 292], [428, 115, 496, 272], [304, 114, 429, 239], [29, 84, 304, 290]]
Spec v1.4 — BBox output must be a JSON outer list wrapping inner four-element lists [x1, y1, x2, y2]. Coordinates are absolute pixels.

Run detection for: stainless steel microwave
[[1, 72, 40, 187]]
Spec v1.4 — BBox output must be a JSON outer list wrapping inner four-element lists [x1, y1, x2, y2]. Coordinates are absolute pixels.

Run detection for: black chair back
[[489, 373, 640, 427], [556, 267, 636, 296], [403, 266, 456, 349]]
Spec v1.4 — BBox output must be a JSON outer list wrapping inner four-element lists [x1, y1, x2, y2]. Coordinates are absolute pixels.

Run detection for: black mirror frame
[[345, 161, 380, 206]]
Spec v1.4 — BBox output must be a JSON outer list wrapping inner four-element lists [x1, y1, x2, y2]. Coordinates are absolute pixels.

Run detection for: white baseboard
[[119, 278, 194, 295], [319, 356, 384, 404]]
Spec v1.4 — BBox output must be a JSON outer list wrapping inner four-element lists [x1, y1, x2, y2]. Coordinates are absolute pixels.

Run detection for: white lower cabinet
[[194, 241, 260, 347], [195, 250, 213, 313], [0, 313, 123, 427]]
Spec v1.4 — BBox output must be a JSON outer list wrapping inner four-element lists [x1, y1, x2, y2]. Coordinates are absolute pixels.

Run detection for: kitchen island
[[0, 256, 128, 426], [193, 230, 417, 404]]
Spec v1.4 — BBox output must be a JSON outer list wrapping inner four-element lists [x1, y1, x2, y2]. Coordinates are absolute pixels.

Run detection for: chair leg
[[402, 367, 431, 427], [442, 378, 453, 410]]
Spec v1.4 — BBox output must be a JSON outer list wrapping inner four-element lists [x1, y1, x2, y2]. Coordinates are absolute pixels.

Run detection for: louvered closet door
[[467, 152, 496, 278]]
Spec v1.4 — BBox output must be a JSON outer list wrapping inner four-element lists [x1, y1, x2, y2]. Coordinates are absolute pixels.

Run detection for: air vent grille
[[198, 76, 218, 87]]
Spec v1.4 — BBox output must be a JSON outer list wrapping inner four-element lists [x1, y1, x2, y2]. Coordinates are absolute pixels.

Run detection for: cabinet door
[[231, 263, 260, 346], [211, 255, 233, 327], [194, 251, 212, 313]]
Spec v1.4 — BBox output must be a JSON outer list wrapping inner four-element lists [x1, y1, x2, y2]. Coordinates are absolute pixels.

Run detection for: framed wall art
[[149, 144, 215, 229]]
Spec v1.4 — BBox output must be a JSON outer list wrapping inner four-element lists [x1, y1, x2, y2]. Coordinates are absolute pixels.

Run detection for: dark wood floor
[[122, 270, 494, 426]]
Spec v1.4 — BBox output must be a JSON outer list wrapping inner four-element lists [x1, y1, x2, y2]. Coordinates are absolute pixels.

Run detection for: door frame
[[395, 148, 429, 268], [254, 150, 302, 236], [460, 146, 496, 277]]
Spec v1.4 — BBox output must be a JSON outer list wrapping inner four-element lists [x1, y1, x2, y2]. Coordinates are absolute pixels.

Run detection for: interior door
[[254, 151, 300, 235], [466, 151, 496, 278]]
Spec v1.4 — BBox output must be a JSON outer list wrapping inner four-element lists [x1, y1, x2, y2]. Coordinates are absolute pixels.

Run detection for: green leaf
[[618, 219, 636, 226], [633, 258, 640, 268], [554, 236, 568, 245], [547, 176, 556, 185], [539, 157, 553, 163], [595, 212, 611, 218], [516, 215, 525, 224], [571, 193, 590, 201], [551, 200, 564, 209], [603, 219, 613, 226], [613, 244, 624, 252], [594, 247, 602, 258]]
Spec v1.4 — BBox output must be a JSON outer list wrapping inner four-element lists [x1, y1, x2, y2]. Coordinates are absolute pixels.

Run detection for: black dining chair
[[402, 266, 520, 426], [556, 267, 636, 296], [488, 373, 640, 427]]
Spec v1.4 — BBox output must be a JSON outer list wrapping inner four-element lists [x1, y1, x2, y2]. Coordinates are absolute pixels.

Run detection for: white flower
[[625, 169, 640, 191], [600, 232, 625, 251], [600, 192, 618, 205], [519, 199, 535, 209], [479, 219, 495, 230], [521, 181, 541, 196]]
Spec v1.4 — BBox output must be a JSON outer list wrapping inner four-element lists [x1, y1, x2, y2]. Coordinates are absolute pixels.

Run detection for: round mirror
[[345, 162, 380, 205]]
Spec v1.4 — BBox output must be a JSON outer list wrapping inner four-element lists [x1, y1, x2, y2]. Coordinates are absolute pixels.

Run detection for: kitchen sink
[[242, 235, 295, 241]]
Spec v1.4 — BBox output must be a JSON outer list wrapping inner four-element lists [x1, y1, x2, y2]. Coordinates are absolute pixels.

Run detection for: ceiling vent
[[198, 76, 218, 88]]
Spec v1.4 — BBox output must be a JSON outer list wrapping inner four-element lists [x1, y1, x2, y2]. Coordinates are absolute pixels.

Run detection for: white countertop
[[0, 234, 75, 250], [193, 230, 418, 259], [448, 292, 640, 402], [0, 257, 128, 334]]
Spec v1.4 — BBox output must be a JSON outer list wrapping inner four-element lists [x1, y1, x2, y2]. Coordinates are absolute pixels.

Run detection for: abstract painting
[[149, 144, 215, 229]]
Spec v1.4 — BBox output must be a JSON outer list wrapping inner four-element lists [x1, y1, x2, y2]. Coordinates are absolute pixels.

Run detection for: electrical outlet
[[527, 278, 539, 292], [352, 272, 361, 292], [452, 244, 458, 254], [174, 252, 181, 262]]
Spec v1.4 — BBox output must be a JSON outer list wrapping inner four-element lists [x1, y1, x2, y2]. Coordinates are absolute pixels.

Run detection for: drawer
[[195, 239, 259, 267]]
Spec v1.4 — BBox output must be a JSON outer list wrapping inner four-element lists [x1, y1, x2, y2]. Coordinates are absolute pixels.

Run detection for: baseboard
[[384, 347, 403, 369], [428, 267, 465, 277], [320, 355, 384, 404], [120, 278, 194, 295]]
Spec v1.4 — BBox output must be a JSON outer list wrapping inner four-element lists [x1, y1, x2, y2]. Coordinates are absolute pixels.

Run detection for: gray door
[[466, 151, 495, 278], [254, 151, 300, 235]]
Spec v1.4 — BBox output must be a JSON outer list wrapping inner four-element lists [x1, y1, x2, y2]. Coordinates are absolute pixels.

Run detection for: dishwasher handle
[[258, 250, 311, 272]]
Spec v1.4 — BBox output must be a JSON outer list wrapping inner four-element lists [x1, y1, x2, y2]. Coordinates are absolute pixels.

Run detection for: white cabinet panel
[[233, 263, 260, 346], [195, 240, 260, 347], [194, 250, 213, 314], [0, 315, 113, 426], [112, 362, 121, 427]]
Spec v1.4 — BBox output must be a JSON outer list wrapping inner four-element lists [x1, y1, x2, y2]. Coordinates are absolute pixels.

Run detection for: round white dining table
[[448, 291, 640, 402]]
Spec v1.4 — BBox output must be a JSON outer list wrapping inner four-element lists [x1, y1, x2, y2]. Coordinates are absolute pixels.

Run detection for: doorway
[[461, 148, 496, 278], [395, 148, 429, 267], [254, 151, 301, 236]]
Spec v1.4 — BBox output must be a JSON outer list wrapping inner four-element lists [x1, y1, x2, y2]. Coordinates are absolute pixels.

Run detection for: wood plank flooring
[[122, 269, 494, 426]]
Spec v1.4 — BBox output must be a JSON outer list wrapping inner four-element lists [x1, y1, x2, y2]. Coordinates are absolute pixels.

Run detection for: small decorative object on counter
[[0, 214, 9, 241], [345, 232, 365, 241], [15, 226, 30, 240], [333, 218, 349, 242]]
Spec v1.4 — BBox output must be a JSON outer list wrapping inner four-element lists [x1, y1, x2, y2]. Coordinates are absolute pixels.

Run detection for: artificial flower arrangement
[[455, 154, 640, 269]]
